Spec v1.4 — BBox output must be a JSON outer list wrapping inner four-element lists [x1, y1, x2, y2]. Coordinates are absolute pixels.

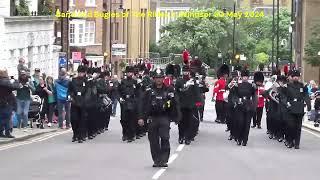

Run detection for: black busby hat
[[254, 71, 264, 83], [125, 66, 135, 73], [291, 69, 300, 77], [165, 64, 174, 75], [153, 67, 165, 78], [82, 58, 89, 66], [77, 65, 88, 73], [241, 69, 250, 77], [217, 64, 230, 78]]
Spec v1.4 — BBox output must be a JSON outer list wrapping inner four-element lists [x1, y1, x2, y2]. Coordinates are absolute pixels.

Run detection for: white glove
[[119, 98, 125, 103], [137, 79, 142, 84]]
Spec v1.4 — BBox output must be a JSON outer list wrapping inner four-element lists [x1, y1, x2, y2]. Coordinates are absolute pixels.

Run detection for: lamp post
[[232, 0, 236, 64], [276, 0, 280, 69]]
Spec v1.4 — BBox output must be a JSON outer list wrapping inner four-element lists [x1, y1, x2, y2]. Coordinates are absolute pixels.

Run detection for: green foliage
[[304, 21, 320, 66], [16, 0, 30, 16], [207, 69, 215, 77], [157, 7, 291, 70], [38, 0, 54, 16]]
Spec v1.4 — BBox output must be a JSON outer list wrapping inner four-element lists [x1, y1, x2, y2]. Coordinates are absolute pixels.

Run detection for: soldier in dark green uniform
[[285, 70, 311, 149]]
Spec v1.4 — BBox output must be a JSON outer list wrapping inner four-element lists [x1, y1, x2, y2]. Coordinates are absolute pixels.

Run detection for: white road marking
[[151, 144, 186, 179], [152, 168, 166, 180], [168, 153, 178, 164], [303, 129, 320, 138], [176, 144, 185, 152], [0, 130, 71, 151]]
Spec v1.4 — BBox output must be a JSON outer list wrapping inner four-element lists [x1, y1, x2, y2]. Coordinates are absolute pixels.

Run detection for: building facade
[[300, 0, 320, 83], [150, 0, 192, 44], [0, 16, 58, 78]]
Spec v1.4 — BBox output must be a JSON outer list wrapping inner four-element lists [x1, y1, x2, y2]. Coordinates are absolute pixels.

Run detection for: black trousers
[[234, 108, 252, 143], [226, 103, 234, 135], [120, 109, 136, 139], [87, 107, 97, 136], [252, 107, 263, 127], [215, 100, 226, 122], [104, 106, 112, 129], [179, 108, 197, 140], [71, 105, 87, 139], [287, 113, 303, 147], [148, 117, 170, 164]]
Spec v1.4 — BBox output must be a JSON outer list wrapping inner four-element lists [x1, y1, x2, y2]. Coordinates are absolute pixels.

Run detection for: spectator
[[46, 76, 56, 127], [308, 80, 318, 95], [0, 68, 21, 138], [35, 77, 55, 128], [55, 68, 71, 129], [32, 68, 41, 88], [17, 58, 30, 77], [16, 70, 35, 128], [111, 75, 120, 116]]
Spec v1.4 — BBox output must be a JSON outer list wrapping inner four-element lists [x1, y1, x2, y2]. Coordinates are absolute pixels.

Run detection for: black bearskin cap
[[254, 71, 264, 83], [217, 64, 230, 78], [125, 66, 135, 73], [241, 69, 250, 77], [190, 59, 202, 74], [277, 75, 287, 82], [291, 69, 300, 77], [77, 65, 88, 73], [182, 65, 190, 72], [173, 64, 181, 77], [165, 64, 175, 75]]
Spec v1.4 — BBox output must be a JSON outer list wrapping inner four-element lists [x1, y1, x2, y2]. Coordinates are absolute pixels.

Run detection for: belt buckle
[[294, 98, 297, 102], [126, 95, 130, 98], [243, 97, 247, 100]]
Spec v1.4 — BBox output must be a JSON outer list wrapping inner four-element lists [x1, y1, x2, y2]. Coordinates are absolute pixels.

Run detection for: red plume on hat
[[182, 49, 189, 65]]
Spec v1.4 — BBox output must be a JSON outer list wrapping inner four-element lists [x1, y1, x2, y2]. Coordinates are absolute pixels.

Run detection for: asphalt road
[[0, 94, 320, 180]]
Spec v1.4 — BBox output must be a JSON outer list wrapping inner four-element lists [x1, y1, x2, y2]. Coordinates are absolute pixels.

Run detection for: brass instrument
[[268, 82, 280, 104]]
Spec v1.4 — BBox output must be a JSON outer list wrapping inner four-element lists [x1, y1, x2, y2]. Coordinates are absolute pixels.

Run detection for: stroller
[[28, 95, 43, 128], [310, 91, 320, 127]]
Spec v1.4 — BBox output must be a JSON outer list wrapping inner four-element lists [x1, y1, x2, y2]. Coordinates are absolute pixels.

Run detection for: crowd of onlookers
[[0, 58, 120, 138]]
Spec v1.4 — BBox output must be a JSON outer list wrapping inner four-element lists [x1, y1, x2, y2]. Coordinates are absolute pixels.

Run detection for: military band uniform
[[232, 70, 257, 146], [175, 68, 202, 145], [68, 66, 90, 143], [118, 66, 139, 142], [285, 70, 311, 149]]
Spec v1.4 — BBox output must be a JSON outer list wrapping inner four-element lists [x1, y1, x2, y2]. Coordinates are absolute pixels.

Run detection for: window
[[86, 0, 96, 6], [86, 21, 95, 43], [79, 24, 84, 43], [70, 23, 75, 44], [69, 20, 95, 45], [70, 0, 75, 6]]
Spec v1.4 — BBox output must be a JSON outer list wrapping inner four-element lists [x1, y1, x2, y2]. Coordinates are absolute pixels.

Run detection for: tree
[[16, 0, 30, 16], [38, 0, 54, 16], [304, 21, 320, 82]]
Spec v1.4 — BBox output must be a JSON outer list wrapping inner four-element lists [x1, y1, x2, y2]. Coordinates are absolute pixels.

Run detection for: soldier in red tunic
[[213, 64, 229, 124], [252, 71, 265, 129], [164, 64, 174, 87]]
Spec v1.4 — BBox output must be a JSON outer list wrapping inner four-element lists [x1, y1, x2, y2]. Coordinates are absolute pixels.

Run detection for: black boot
[[237, 140, 242, 146], [5, 132, 15, 138], [185, 140, 191, 145], [228, 135, 233, 140], [178, 138, 184, 144]]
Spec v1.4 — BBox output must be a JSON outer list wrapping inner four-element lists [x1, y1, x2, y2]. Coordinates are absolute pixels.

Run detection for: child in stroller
[[28, 95, 43, 128], [313, 91, 320, 127]]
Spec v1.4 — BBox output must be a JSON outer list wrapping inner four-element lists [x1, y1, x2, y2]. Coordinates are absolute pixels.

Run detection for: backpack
[[56, 82, 68, 101]]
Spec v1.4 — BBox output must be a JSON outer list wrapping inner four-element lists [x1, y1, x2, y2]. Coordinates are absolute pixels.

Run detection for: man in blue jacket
[[55, 68, 71, 129]]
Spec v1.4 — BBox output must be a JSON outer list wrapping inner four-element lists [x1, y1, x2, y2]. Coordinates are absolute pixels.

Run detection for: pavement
[[0, 87, 320, 180], [0, 127, 58, 145]]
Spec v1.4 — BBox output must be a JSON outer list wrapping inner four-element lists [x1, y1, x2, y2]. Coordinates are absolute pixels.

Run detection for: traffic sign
[[58, 52, 67, 68]]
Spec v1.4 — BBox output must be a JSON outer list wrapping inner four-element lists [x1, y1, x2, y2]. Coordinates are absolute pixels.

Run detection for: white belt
[[219, 89, 225, 92]]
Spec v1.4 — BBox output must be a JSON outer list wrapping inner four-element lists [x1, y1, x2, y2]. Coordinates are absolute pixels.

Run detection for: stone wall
[[0, 16, 57, 78]]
